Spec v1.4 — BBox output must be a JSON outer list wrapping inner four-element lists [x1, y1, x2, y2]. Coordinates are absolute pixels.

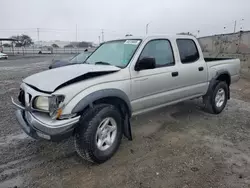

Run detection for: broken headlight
[[33, 95, 65, 119], [33, 96, 49, 111], [49, 95, 65, 119]]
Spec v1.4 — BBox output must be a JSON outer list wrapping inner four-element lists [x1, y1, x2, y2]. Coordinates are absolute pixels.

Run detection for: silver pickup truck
[[12, 35, 240, 163]]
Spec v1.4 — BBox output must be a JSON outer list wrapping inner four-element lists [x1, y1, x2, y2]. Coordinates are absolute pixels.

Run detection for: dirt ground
[[1, 57, 250, 188]]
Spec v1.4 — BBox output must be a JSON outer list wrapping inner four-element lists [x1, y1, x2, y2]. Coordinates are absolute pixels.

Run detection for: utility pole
[[76, 24, 78, 53], [197, 30, 200, 37], [37, 28, 40, 46], [101, 29, 104, 42], [234, 20, 237, 33], [76, 24, 78, 42], [146, 23, 149, 35]]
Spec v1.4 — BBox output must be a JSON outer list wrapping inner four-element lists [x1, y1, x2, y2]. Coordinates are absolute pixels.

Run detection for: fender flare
[[72, 89, 133, 140], [206, 70, 231, 99], [72, 89, 132, 116]]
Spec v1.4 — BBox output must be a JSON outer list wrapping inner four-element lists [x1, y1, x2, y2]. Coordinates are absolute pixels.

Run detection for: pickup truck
[[12, 35, 240, 163]]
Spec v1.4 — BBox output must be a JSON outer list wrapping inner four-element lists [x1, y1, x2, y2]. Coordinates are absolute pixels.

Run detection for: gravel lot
[[1, 57, 250, 188]]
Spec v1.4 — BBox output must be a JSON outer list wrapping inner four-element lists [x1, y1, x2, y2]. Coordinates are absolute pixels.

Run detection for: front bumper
[[12, 98, 80, 141]]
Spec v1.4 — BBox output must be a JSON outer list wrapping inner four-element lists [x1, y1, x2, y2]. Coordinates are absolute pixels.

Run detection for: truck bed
[[204, 57, 233, 62], [205, 57, 241, 84]]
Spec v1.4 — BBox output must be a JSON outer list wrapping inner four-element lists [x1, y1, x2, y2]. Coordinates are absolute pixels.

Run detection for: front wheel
[[203, 81, 228, 114], [74, 104, 123, 163]]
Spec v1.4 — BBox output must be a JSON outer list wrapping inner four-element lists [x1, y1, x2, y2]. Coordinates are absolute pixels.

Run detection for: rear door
[[174, 38, 208, 99]]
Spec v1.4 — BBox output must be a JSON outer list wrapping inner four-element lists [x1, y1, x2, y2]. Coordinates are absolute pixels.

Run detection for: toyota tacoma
[[12, 35, 240, 163]]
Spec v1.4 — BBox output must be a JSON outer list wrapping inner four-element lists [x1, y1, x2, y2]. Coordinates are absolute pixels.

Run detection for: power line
[[0, 28, 37, 31], [0, 27, 126, 36]]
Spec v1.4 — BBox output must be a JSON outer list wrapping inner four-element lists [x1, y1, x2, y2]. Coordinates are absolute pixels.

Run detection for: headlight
[[33, 95, 65, 119], [49, 95, 65, 119], [34, 96, 49, 111]]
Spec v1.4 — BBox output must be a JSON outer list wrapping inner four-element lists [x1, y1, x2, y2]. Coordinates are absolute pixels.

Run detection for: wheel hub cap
[[215, 88, 225, 108], [96, 117, 117, 151]]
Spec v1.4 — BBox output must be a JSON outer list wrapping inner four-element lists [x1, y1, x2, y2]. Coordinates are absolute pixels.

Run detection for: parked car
[[38, 47, 53, 54], [12, 35, 240, 163], [49, 51, 92, 69], [0, 52, 8, 59]]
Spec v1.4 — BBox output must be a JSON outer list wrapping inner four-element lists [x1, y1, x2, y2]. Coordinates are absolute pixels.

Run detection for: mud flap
[[123, 114, 132, 140]]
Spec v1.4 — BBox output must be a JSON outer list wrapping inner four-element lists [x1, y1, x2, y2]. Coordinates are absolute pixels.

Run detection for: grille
[[18, 90, 32, 107], [28, 94, 32, 102], [18, 89, 25, 106]]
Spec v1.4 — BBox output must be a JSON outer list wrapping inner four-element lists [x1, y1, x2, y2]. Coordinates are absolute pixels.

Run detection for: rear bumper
[[12, 97, 80, 142]]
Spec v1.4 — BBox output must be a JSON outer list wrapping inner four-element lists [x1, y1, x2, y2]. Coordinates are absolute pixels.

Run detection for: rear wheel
[[203, 81, 228, 114], [74, 104, 123, 163]]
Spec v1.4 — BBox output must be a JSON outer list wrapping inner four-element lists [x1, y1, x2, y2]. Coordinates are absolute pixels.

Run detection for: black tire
[[203, 81, 228, 114], [74, 104, 123, 163]]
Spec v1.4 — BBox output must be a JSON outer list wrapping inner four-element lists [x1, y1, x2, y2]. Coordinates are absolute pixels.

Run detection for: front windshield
[[70, 52, 91, 64], [86, 39, 141, 68]]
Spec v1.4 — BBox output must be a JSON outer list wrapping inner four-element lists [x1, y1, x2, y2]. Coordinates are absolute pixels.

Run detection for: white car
[[0, 52, 8, 59]]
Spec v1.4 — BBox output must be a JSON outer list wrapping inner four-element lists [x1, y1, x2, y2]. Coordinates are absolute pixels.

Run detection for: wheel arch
[[207, 70, 231, 99], [72, 89, 132, 140], [216, 72, 231, 86], [72, 89, 132, 116]]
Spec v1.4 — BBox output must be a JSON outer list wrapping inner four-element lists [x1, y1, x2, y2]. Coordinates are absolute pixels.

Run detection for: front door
[[130, 39, 178, 113]]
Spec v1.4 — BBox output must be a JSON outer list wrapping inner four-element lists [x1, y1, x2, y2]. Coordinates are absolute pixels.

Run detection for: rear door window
[[176, 39, 199, 63]]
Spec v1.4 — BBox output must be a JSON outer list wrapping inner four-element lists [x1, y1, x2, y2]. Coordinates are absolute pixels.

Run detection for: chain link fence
[[2, 47, 96, 55]]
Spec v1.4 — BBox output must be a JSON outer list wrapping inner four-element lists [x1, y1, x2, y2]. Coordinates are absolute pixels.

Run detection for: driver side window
[[139, 39, 175, 68]]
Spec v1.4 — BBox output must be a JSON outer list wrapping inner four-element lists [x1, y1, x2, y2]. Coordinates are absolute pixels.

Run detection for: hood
[[23, 64, 120, 93]]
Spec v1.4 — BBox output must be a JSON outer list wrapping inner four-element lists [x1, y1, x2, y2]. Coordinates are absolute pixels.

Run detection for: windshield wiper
[[95, 61, 111, 65], [91, 61, 122, 68]]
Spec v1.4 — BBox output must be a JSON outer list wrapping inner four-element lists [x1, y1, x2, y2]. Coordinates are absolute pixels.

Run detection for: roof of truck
[[110, 34, 196, 42]]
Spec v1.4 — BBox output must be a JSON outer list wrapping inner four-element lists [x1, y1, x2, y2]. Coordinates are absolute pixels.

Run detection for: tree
[[52, 43, 59, 48], [3, 43, 11, 47], [11, 34, 33, 47], [77, 41, 92, 48], [64, 44, 74, 48]]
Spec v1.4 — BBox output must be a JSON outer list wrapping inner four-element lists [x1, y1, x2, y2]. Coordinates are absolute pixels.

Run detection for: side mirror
[[135, 57, 156, 71]]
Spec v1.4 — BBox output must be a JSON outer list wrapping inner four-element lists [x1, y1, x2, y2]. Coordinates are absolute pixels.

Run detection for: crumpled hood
[[23, 64, 120, 93]]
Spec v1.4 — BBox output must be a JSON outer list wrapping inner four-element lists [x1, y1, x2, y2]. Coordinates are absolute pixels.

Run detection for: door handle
[[172, 72, 178, 77], [198, 67, 204, 71]]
